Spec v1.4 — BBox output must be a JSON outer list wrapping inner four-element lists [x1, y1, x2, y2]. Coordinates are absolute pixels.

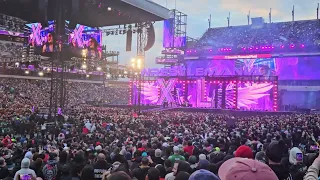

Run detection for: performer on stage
[[87, 37, 102, 59], [42, 33, 61, 53]]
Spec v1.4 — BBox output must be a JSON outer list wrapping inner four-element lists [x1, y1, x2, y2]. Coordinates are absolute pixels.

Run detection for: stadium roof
[[0, 0, 170, 27]]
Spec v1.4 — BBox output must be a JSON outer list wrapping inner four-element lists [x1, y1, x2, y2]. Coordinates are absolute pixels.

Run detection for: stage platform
[[167, 107, 295, 116], [94, 104, 298, 116]]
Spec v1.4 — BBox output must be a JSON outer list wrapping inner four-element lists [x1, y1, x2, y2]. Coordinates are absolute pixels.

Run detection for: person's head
[[145, 167, 160, 180], [266, 140, 286, 164], [80, 165, 94, 180], [173, 146, 179, 154], [97, 153, 106, 161], [59, 151, 68, 163], [174, 171, 190, 180], [289, 147, 303, 165], [155, 149, 162, 158], [21, 158, 30, 169], [155, 164, 166, 178], [173, 161, 190, 176], [47, 33, 53, 43], [107, 171, 131, 180], [189, 169, 220, 180], [88, 37, 98, 49], [188, 156, 197, 165], [218, 158, 278, 180], [235, 145, 253, 159], [141, 157, 149, 166], [0, 157, 6, 167]]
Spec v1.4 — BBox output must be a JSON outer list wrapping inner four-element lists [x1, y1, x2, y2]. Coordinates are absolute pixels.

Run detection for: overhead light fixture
[[96, 67, 101, 71], [38, 71, 44, 76], [25, 70, 29, 74], [81, 64, 87, 69], [108, 7, 112, 11]]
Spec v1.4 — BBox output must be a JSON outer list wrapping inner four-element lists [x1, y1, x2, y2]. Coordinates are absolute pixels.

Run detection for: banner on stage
[[141, 66, 217, 77]]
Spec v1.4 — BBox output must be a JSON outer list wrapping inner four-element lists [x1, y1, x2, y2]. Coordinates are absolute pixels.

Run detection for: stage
[[130, 75, 279, 112]]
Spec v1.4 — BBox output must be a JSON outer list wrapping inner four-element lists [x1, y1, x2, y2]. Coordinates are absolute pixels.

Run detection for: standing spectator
[[168, 147, 185, 164], [14, 158, 37, 180]]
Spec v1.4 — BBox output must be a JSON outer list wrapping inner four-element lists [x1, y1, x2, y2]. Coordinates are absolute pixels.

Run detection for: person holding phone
[[14, 158, 37, 180], [289, 147, 307, 180]]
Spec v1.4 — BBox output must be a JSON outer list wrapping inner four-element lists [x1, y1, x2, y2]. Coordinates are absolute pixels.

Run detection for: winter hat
[[155, 149, 162, 158], [24, 151, 33, 160], [235, 145, 253, 159], [189, 169, 220, 180], [199, 154, 207, 160]]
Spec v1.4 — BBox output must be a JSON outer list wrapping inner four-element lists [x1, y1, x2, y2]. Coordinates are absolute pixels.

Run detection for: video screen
[[26, 21, 102, 59], [186, 56, 320, 80]]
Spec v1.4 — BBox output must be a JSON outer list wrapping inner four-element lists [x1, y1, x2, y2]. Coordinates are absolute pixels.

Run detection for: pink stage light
[[209, 49, 213, 52], [255, 47, 259, 50], [271, 46, 274, 49], [301, 44, 305, 48], [194, 50, 197, 52], [290, 44, 295, 48], [262, 47, 265, 49], [187, 81, 190, 83]]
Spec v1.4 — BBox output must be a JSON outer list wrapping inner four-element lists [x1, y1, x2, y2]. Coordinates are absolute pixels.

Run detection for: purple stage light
[[290, 44, 295, 48], [301, 44, 305, 48], [209, 49, 213, 52], [280, 45, 284, 48], [255, 47, 259, 50]]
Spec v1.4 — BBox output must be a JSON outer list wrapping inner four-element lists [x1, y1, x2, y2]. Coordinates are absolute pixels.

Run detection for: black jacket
[[92, 160, 112, 180]]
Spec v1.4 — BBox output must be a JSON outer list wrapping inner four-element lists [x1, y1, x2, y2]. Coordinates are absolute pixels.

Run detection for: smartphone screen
[[296, 153, 303, 162], [310, 145, 319, 151]]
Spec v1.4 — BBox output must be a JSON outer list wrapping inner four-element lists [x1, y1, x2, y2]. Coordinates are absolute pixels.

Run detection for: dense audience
[[0, 75, 320, 180], [195, 20, 320, 48], [0, 41, 23, 57], [0, 78, 129, 112]]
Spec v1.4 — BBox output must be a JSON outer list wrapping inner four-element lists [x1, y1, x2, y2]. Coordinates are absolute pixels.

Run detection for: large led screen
[[186, 56, 320, 80]]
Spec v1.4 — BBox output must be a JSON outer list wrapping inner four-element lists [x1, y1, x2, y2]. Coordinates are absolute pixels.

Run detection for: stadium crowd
[[0, 78, 129, 112], [0, 41, 23, 57], [0, 74, 319, 180], [195, 20, 320, 48]]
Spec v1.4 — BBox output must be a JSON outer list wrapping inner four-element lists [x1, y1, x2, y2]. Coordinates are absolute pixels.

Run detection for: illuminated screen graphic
[[26, 21, 102, 58], [185, 56, 320, 80], [131, 79, 275, 111]]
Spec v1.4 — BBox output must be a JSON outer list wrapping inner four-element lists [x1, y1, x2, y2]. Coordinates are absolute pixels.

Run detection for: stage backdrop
[[130, 78, 275, 111], [185, 56, 320, 80]]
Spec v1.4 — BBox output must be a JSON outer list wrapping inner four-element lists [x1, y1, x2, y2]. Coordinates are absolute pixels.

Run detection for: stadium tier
[[191, 19, 320, 53]]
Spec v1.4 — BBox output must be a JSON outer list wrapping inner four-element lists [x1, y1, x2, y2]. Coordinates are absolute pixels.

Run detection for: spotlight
[[106, 74, 111, 78], [81, 64, 87, 69], [131, 58, 135, 63], [81, 49, 87, 57], [86, 74, 90, 78], [15, 62, 19, 66], [107, 7, 112, 11], [96, 66, 101, 71], [124, 71, 128, 74], [38, 71, 44, 76], [25, 70, 29, 74]]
